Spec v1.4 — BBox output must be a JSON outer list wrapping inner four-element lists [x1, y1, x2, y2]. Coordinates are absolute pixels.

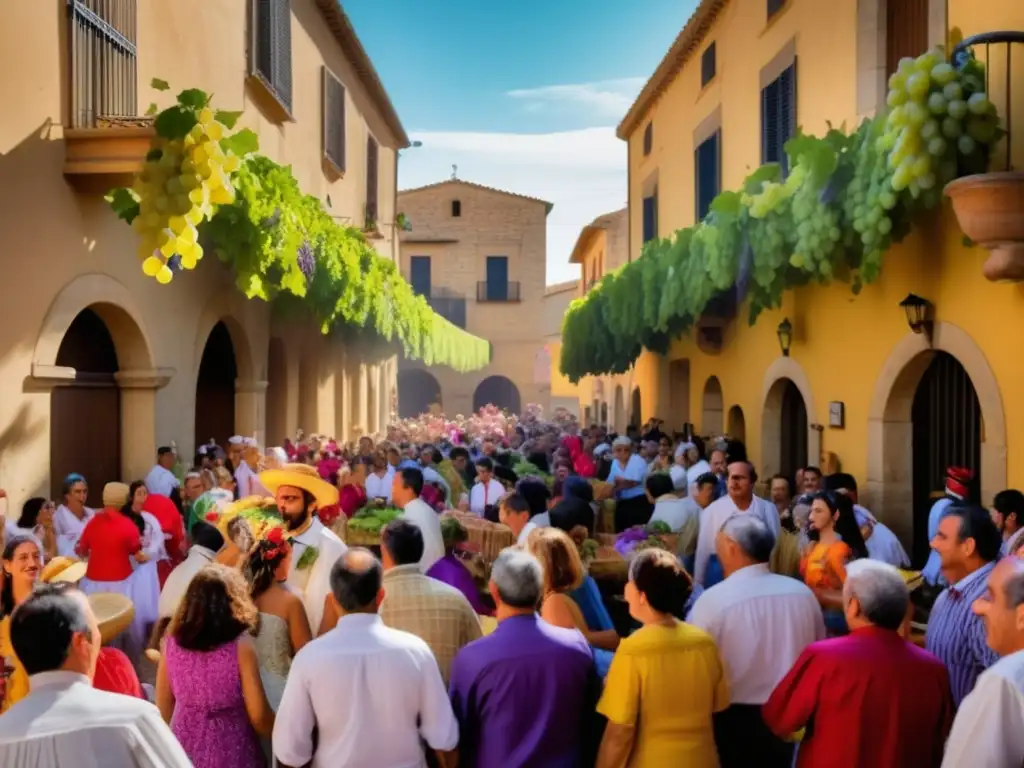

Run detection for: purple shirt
[[427, 553, 493, 616], [449, 614, 598, 768]]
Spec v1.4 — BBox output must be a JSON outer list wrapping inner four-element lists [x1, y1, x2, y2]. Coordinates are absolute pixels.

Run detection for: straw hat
[[41, 557, 87, 584], [102, 482, 130, 508], [88, 592, 134, 645], [259, 463, 340, 508]]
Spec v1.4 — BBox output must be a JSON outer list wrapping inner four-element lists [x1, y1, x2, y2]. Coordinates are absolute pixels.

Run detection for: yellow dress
[[0, 616, 29, 712], [598, 621, 729, 768]]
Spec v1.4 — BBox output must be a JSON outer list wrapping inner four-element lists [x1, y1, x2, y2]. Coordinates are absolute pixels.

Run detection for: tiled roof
[[398, 179, 554, 215], [568, 207, 626, 264]]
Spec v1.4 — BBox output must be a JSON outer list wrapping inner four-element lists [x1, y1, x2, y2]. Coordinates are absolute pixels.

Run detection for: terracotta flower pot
[[945, 172, 1024, 282]]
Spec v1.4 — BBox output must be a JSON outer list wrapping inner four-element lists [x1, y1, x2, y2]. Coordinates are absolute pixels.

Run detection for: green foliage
[[559, 46, 999, 383]]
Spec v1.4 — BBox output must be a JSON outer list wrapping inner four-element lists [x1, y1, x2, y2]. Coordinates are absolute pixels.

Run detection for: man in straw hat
[[259, 463, 346, 635]]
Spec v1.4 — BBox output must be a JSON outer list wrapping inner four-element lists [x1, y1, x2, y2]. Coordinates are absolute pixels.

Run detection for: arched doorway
[[910, 352, 982, 565], [630, 387, 642, 429], [702, 376, 724, 437], [727, 405, 746, 443], [397, 369, 442, 418], [613, 386, 625, 433], [779, 380, 808, 481], [195, 321, 237, 449], [265, 337, 288, 445], [473, 376, 521, 414], [50, 309, 121, 507]]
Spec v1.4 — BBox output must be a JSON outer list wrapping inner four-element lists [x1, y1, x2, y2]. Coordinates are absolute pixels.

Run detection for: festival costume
[[52, 504, 95, 559]]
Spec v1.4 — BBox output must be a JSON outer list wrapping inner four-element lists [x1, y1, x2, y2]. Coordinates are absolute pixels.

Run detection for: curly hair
[[168, 563, 258, 651], [243, 535, 290, 601]]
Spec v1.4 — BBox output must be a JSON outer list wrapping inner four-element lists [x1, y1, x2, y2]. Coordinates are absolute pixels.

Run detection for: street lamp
[[899, 293, 933, 339], [776, 318, 793, 357]]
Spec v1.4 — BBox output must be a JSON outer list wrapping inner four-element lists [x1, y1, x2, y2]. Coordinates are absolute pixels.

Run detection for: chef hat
[[228, 436, 244, 445], [242, 437, 258, 447]]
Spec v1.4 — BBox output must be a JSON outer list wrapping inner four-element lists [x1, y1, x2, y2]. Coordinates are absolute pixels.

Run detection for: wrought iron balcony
[[476, 281, 521, 303]]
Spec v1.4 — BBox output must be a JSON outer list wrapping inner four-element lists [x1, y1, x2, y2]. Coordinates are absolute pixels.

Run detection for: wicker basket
[[344, 528, 384, 547], [597, 532, 680, 553], [441, 511, 514, 563], [588, 546, 628, 580]]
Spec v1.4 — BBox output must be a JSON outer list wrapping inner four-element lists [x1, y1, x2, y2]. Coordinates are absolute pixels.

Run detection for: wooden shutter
[[695, 131, 721, 221], [886, 0, 929, 77], [643, 123, 653, 156], [272, 0, 292, 110], [366, 136, 379, 223], [323, 67, 346, 172], [779, 59, 797, 175], [253, 0, 273, 80], [643, 193, 657, 243], [701, 42, 717, 87], [761, 79, 779, 165], [761, 60, 797, 174]]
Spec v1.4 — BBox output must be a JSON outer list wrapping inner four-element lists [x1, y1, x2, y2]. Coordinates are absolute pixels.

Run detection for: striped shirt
[[925, 560, 999, 706]]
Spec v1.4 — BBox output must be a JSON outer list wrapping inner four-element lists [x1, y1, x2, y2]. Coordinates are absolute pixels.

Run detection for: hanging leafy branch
[[107, 81, 490, 373], [560, 46, 1000, 383]]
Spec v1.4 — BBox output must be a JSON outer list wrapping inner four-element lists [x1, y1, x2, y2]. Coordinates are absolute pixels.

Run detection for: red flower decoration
[[265, 527, 285, 546], [205, 512, 218, 522], [318, 503, 342, 527]]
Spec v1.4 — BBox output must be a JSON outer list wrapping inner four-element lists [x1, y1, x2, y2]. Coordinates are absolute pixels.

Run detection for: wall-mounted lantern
[[776, 318, 793, 357], [899, 293, 934, 341]]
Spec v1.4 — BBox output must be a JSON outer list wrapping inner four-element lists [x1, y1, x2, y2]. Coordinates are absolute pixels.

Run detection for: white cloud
[[400, 128, 627, 286], [506, 78, 645, 118]]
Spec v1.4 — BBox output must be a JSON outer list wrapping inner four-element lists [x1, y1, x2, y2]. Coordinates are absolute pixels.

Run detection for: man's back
[[273, 613, 457, 768], [0, 672, 190, 768], [380, 565, 483, 683], [764, 627, 953, 768], [449, 614, 597, 768]]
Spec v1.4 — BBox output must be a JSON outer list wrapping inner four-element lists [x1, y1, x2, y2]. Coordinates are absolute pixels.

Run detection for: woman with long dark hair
[[4, 498, 57, 561], [802, 490, 867, 635], [123, 481, 166, 659], [242, 527, 310, 712], [0, 534, 43, 712]]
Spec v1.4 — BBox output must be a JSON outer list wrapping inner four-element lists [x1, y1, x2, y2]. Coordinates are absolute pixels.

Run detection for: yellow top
[[0, 616, 29, 713], [598, 621, 729, 768]]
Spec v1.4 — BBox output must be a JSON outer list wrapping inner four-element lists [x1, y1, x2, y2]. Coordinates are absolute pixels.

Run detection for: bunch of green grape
[[882, 47, 997, 197], [789, 177, 841, 279], [130, 108, 242, 284]]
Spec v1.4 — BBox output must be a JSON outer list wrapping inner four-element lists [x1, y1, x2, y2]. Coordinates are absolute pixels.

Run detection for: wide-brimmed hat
[[102, 482, 130, 508], [41, 557, 87, 584], [88, 592, 135, 645], [259, 463, 340, 508]]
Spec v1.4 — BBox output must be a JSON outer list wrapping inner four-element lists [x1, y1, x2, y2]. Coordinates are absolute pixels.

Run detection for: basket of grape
[[587, 545, 628, 580], [441, 511, 514, 563], [600, 521, 679, 555], [346, 506, 403, 546]]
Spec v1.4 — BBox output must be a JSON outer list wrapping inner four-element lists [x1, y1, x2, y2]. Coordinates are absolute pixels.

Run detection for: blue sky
[[345, 0, 698, 284]]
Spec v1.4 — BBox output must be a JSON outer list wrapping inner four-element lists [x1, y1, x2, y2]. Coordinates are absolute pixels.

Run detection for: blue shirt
[[922, 498, 954, 586], [606, 453, 649, 500], [449, 614, 599, 768], [925, 560, 999, 706]]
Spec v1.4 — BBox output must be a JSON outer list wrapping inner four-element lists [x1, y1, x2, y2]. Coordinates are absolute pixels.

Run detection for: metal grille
[[912, 352, 982, 564], [69, 0, 137, 128]]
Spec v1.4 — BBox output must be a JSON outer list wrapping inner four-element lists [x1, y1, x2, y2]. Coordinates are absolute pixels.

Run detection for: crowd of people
[[0, 411, 1023, 767]]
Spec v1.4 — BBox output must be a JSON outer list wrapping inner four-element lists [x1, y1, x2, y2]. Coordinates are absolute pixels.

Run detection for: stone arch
[[473, 376, 521, 414], [727, 405, 746, 443], [761, 357, 821, 480], [701, 376, 724, 436], [630, 387, 642, 429], [865, 322, 1006, 544], [193, 309, 256, 385], [398, 368, 443, 418], [613, 385, 625, 433]]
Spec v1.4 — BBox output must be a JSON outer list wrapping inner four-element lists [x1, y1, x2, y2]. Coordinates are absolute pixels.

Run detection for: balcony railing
[[953, 31, 1024, 172], [69, 0, 138, 128], [476, 281, 521, 303]]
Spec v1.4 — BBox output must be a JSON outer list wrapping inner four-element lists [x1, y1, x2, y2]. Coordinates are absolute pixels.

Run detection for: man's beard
[[284, 509, 311, 531]]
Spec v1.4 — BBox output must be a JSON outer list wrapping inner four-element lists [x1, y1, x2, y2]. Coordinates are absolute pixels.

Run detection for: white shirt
[[144, 465, 179, 498], [158, 545, 216, 619], [518, 521, 539, 546], [688, 563, 825, 704], [0, 671, 191, 767], [649, 495, 700, 532], [234, 461, 256, 498], [52, 505, 95, 559], [399, 498, 445, 572], [669, 464, 688, 491], [469, 479, 505, 515], [942, 649, 1024, 767], [273, 613, 458, 768], [686, 459, 712, 489], [365, 469, 395, 502], [694, 494, 781, 585], [286, 518, 349, 634]]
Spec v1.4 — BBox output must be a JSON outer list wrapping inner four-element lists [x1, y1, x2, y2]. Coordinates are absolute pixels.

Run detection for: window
[[251, 0, 293, 113], [366, 135, 379, 226], [767, 0, 786, 20], [761, 60, 797, 174], [410, 256, 431, 297], [643, 122, 653, 156], [69, 0, 137, 128], [701, 43, 717, 87], [322, 67, 346, 173], [695, 131, 721, 221], [886, 0, 929, 77], [642, 189, 659, 244], [451, 200, 462, 217]]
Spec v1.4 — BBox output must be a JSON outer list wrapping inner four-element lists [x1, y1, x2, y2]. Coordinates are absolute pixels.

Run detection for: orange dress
[[801, 540, 851, 591]]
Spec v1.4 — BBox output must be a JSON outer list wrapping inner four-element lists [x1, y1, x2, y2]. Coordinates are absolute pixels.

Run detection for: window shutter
[[780, 60, 797, 175], [366, 136, 379, 222], [701, 43, 716, 87], [696, 131, 721, 221], [253, 0, 272, 79], [643, 123, 653, 156], [272, 0, 292, 110], [761, 80, 779, 165], [886, 0, 929, 77], [323, 68, 346, 171], [643, 194, 657, 243]]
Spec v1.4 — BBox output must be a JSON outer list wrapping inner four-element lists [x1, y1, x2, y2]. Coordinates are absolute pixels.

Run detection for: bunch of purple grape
[[614, 527, 650, 557], [297, 241, 315, 282]]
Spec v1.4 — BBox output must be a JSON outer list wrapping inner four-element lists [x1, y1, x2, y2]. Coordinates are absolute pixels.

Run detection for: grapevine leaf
[[145, 103, 158, 116], [151, 78, 170, 91], [154, 106, 199, 140], [215, 110, 243, 129], [709, 190, 742, 217], [220, 128, 260, 157], [105, 187, 140, 224], [742, 165, 780, 194], [177, 89, 210, 109]]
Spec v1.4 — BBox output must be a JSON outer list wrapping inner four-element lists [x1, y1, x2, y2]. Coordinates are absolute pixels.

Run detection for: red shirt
[[763, 625, 953, 768], [93, 647, 143, 698], [144, 494, 185, 562], [77, 509, 142, 582]]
